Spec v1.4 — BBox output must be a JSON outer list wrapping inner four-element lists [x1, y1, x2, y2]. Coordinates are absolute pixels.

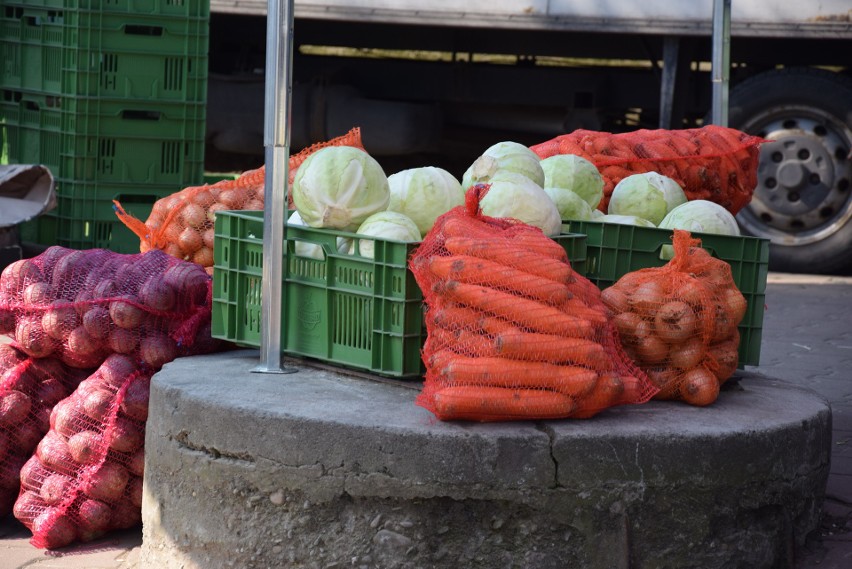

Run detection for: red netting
[[0, 346, 89, 517], [113, 127, 365, 270], [530, 125, 766, 214], [0, 246, 222, 371], [601, 230, 746, 406], [409, 185, 658, 422], [13, 355, 151, 548]]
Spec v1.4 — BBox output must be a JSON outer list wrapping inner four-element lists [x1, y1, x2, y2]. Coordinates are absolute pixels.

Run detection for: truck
[[205, 0, 852, 274]]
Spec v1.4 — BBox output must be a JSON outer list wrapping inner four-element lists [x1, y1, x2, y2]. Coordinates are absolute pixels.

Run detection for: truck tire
[[727, 67, 852, 274]]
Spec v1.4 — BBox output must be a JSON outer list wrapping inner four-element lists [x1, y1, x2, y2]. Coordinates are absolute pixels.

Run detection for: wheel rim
[[736, 105, 852, 247]]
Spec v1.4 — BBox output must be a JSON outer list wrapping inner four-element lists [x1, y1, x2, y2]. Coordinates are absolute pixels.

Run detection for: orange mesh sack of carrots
[[113, 128, 364, 269], [601, 230, 746, 407], [409, 184, 658, 422], [530, 125, 765, 214]]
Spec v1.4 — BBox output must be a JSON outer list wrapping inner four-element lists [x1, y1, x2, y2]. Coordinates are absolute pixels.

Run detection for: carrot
[[431, 352, 597, 397], [443, 237, 573, 283], [428, 255, 572, 305], [571, 373, 626, 418], [440, 216, 499, 240], [431, 385, 576, 421], [437, 280, 595, 337], [477, 314, 519, 336], [429, 304, 484, 331], [667, 132, 700, 156], [561, 298, 608, 325], [494, 329, 609, 370], [506, 228, 570, 263], [455, 329, 498, 357]]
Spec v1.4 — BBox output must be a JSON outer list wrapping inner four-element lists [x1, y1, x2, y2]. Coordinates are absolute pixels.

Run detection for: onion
[[107, 326, 139, 354], [82, 306, 112, 340], [669, 336, 706, 370], [164, 242, 185, 259], [34, 406, 51, 433], [163, 263, 209, 305], [645, 367, 677, 391], [40, 473, 74, 505], [128, 476, 144, 508], [37, 378, 70, 408], [13, 490, 46, 524], [207, 202, 229, 224], [109, 296, 146, 329], [673, 277, 707, 307], [51, 250, 88, 288], [83, 389, 115, 419], [201, 227, 216, 249], [68, 430, 103, 465], [15, 317, 56, 358], [139, 332, 178, 369], [192, 246, 214, 267], [42, 300, 81, 340], [19, 456, 48, 490], [36, 431, 73, 472], [93, 278, 118, 299], [601, 286, 629, 314], [192, 189, 216, 208], [0, 430, 9, 461], [84, 462, 129, 502], [60, 347, 104, 370], [244, 199, 264, 211], [0, 453, 26, 489], [635, 332, 669, 365], [613, 311, 644, 344], [51, 399, 89, 438], [77, 498, 112, 534], [23, 282, 56, 305], [0, 390, 32, 427], [710, 301, 738, 343], [628, 280, 666, 317], [15, 420, 45, 452], [127, 448, 145, 477], [101, 354, 138, 388], [108, 417, 144, 453], [710, 333, 740, 383], [111, 500, 142, 530], [217, 189, 240, 208], [177, 227, 203, 255], [67, 326, 101, 357], [180, 202, 207, 229], [1, 259, 43, 295], [722, 286, 748, 325], [138, 277, 176, 312], [73, 289, 94, 317], [654, 301, 697, 343], [0, 302, 15, 334], [680, 366, 720, 406], [32, 509, 77, 549], [120, 378, 150, 421]]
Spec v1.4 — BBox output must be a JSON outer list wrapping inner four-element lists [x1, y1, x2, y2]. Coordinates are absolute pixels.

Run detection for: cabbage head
[[287, 211, 352, 260], [598, 214, 657, 228], [479, 171, 562, 236], [544, 187, 594, 221], [607, 172, 687, 225], [387, 166, 464, 235], [658, 200, 741, 236], [462, 141, 545, 189], [540, 154, 604, 209], [292, 146, 390, 231], [350, 211, 422, 259]]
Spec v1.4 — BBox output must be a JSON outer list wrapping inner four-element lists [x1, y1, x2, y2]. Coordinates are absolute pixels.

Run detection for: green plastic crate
[[12, 0, 209, 18], [0, 4, 208, 101], [212, 210, 588, 378], [0, 89, 206, 186], [563, 219, 769, 367]]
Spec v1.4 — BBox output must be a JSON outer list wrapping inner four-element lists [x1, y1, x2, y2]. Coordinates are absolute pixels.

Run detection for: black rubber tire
[[726, 67, 852, 274]]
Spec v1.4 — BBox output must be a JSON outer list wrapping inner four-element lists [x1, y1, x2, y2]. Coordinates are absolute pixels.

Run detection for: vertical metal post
[[711, 0, 732, 126], [256, 0, 297, 374], [659, 36, 680, 130]]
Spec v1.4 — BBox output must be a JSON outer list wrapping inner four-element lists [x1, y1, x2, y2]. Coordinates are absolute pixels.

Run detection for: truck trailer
[[205, 0, 852, 274]]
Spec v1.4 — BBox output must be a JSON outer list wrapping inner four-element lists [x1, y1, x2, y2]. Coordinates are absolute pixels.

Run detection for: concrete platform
[[140, 349, 831, 569]]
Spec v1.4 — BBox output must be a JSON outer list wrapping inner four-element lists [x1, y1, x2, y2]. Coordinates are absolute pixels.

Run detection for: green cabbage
[[461, 141, 545, 189], [350, 211, 422, 259], [292, 146, 390, 231], [544, 187, 594, 221], [287, 211, 352, 260], [479, 171, 562, 236], [598, 214, 657, 227], [387, 166, 464, 235], [540, 154, 604, 209], [658, 200, 741, 236], [607, 172, 687, 225]]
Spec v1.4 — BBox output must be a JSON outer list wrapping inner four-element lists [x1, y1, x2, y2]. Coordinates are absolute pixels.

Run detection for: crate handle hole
[[125, 25, 164, 37], [121, 110, 162, 121]]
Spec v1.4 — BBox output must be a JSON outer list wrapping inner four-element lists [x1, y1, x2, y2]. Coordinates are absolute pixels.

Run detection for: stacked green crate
[[0, 0, 209, 253]]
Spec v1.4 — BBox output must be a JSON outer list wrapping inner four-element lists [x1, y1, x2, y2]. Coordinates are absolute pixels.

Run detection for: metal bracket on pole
[[710, 0, 732, 127], [255, 0, 297, 374]]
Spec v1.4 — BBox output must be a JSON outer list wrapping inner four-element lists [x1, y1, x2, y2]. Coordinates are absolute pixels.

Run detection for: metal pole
[[711, 0, 732, 126], [256, 0, 297, 374]]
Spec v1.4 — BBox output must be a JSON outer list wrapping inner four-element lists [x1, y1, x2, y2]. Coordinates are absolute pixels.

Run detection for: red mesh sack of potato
[[530, 125, 766, 214], [601, 230, 746, 406], [0, 246, 222, 371], [0, 345, 90, 516], [409, 185, 658, 422], [113, 127, 364, 269], [13, 354, 151, 548]]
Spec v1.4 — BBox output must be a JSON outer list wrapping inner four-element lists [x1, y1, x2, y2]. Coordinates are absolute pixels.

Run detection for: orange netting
[[601, 230, 745, 406], [113, 128, 365, 269], [530, 125, 766, 214], [410, 185, 658, 422]]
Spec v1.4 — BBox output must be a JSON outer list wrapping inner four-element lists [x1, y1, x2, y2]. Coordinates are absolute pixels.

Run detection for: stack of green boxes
[[0, 0, 209, 253]]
